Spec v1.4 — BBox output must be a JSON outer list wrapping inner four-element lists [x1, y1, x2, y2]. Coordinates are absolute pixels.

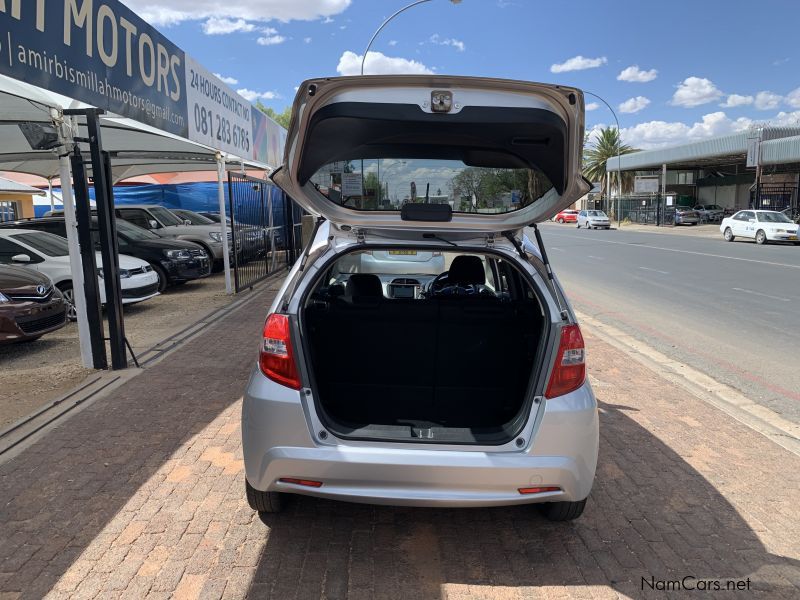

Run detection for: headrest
[[345, 274, 383, 299], [447, 255, 485, 286]]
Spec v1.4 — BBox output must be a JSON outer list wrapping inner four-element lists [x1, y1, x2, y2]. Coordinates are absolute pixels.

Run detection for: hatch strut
[[530, 224, 569, 321]]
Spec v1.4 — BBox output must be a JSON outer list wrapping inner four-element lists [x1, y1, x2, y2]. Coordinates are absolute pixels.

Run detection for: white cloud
[[429, 34, 465, 52], [670, 77, 723, 107], [237, 88, 280, 102], [786, 88, 800, 109], [771, 110, 800, 126], [617, 65, 658, 83], [550, 55, 607, 73], [257, 27, 287, 45], [754, 91, 782, 110], [337, 51, 434, 76], [213, 73, 238, 85], [323, 16, 335, 24], [120, 0, 352, 26], [202, 17, 255, 34], [620, 111, 753, 149], [619, 96, 650, 114], [304, 37, 312, 44], [720, 94, 753, 108], [388, 40, 398, 47], [585, 102, 600, 111]]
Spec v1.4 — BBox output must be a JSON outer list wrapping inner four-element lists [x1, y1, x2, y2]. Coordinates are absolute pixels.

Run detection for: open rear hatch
[[272, 75, 591, 233]]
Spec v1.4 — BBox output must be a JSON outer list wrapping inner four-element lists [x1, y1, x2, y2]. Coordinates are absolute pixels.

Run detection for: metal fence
[[614, 196, 678, 226], [0, 201, 18, 222], [750, 183, 798, 213], [227, 173, 305, 292]]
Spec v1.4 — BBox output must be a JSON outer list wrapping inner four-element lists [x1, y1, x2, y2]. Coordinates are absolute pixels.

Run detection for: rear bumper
[[242, 372, 599, 507]]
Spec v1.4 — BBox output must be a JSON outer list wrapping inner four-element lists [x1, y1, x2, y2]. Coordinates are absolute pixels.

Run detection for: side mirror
[[148, 219, 160, 229], [183, 219, 192, 226], [11, 253, 31, 263]]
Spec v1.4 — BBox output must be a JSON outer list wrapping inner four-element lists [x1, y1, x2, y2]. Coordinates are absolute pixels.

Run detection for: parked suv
[[47, 205, 231, 271], [0, 265, 66, 344], [0, 217, 210, 293], [241, 75, 598, 521]]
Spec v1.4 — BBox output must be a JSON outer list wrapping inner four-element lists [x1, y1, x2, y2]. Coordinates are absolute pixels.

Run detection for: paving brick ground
[[1, 276, 798, 599]]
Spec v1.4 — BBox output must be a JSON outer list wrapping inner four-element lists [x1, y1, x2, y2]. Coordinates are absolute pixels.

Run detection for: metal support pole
[[216, 154, 232, 294], [81, 109, 127, 369], [47, 177, 54, 211], [54, 114, 93, 369], [70, 146, 107, 369]]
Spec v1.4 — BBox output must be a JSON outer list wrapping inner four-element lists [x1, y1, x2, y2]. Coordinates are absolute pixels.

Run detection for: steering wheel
[[427, 271, 450, 294]]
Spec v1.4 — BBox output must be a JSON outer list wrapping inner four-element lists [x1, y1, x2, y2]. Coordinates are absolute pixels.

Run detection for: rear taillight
[[259, 313, 301, 390], [544, 324, 586, 398]]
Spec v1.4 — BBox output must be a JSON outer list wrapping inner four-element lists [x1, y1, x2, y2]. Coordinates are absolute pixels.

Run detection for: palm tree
[[583, 128, 637, 202]]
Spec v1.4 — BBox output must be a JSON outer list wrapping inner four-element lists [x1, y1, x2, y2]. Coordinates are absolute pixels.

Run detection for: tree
[[256, 103, 292, 129], [583, 128, 637, 199]]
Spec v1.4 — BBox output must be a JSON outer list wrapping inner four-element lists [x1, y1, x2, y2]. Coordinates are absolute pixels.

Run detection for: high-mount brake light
[[259, 313, 301, 389], [544, 324, 586, 398]]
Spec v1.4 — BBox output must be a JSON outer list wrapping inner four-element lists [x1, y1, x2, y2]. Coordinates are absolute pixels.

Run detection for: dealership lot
[[0, 277, 797, 599], [0, 273, 231, 429]]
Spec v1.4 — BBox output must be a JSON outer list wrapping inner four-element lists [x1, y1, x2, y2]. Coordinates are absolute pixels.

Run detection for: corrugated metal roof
[[760, 135, 800, 165], [609, 127, 800, 171], [0, 176, 44, 195]]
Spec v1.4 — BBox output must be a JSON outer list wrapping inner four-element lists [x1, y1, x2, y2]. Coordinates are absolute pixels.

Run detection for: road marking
[[638, 266, 670, 275], [587, 255, 604, 260], [549, 246, 564, 252], [541, 230, 800, 270], [732, 287, 791, 302]]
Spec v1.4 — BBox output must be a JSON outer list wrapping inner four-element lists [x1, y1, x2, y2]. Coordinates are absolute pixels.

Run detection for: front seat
[[447, 255, 485, 287], [345, 274, 384, 303]]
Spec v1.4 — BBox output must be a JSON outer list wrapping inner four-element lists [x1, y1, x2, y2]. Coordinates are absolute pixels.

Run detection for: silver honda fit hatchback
[[242, 75, 598, 521]]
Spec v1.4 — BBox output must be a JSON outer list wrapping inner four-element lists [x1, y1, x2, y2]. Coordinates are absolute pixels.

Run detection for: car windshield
[[149, 207, 184, 227], [115, 219, 161, 241], [11, 231, 69, 256], [176, 210, 215, 225], [311, 158, 554, 214], [757, 212, 792, 223], [587, 211, 606, 217]]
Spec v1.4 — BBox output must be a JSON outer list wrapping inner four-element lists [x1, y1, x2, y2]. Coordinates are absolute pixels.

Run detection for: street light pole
[[584, 91, 622, 221], [361, 0, 462, 75]]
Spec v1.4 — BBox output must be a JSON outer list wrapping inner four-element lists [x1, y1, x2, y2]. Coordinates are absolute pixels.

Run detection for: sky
[[120, 0, 800, 150]]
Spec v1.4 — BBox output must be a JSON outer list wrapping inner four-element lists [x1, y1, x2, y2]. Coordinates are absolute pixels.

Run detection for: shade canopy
[[0, 75, 269, 184]]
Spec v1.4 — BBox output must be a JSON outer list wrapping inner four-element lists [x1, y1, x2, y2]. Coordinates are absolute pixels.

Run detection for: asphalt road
[[530, 222, 800, 425]]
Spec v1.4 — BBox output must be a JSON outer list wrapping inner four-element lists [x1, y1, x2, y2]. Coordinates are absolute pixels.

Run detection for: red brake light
[[545, 324, 586, 398], [259, 313, 301, 390], [518, 486, 561, 495], [279, 478, 323, 488]]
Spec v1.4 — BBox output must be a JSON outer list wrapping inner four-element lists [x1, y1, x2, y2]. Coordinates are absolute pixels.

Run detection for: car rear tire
[[557, 218, 564, 224], [724, 227, 734, 242], [150, 263, 168, 293], [541, 498, 587, 521], [755, 230, 767, 245], [56, 282, 77, 321], [576, 223, 581, 228], [246, 479, 284, 513]]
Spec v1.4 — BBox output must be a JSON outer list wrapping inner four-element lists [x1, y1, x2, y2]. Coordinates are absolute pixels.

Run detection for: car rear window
[[310, 158, 554, 215]]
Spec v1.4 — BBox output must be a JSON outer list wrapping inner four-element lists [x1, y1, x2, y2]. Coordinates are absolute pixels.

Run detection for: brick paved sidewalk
[[1, 277, 799, 600]]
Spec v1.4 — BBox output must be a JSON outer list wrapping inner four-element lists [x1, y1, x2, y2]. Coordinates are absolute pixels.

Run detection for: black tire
[[723, 227, 734, 242], [150, 263, 169, 293], [541, 498, 587, 521], [246, 479, 284, 513], [755, 229, 767, 245], [56, 281, 77, 321], [576, 223, 581, 228]]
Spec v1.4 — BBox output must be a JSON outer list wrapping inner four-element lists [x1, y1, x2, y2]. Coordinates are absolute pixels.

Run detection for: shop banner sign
[[0, 0, 283, 165]]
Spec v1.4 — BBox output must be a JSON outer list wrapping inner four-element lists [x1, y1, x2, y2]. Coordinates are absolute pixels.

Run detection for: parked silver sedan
[[242, 75, 598, 521], [577, 210, 611, 229]]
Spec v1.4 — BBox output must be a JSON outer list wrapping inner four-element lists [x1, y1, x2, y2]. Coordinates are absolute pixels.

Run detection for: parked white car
[[576, 210, 611, 229], [0, 229, 160, 319], [241, 75, 598, 521], [720, 210, 799, 245]]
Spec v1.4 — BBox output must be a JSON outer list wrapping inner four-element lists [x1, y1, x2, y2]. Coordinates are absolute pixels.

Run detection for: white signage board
[[342, 173, 364, 197], [185, 55, 253, 159], [746, 137, 760, 168], [634, 177, 660, 194]]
